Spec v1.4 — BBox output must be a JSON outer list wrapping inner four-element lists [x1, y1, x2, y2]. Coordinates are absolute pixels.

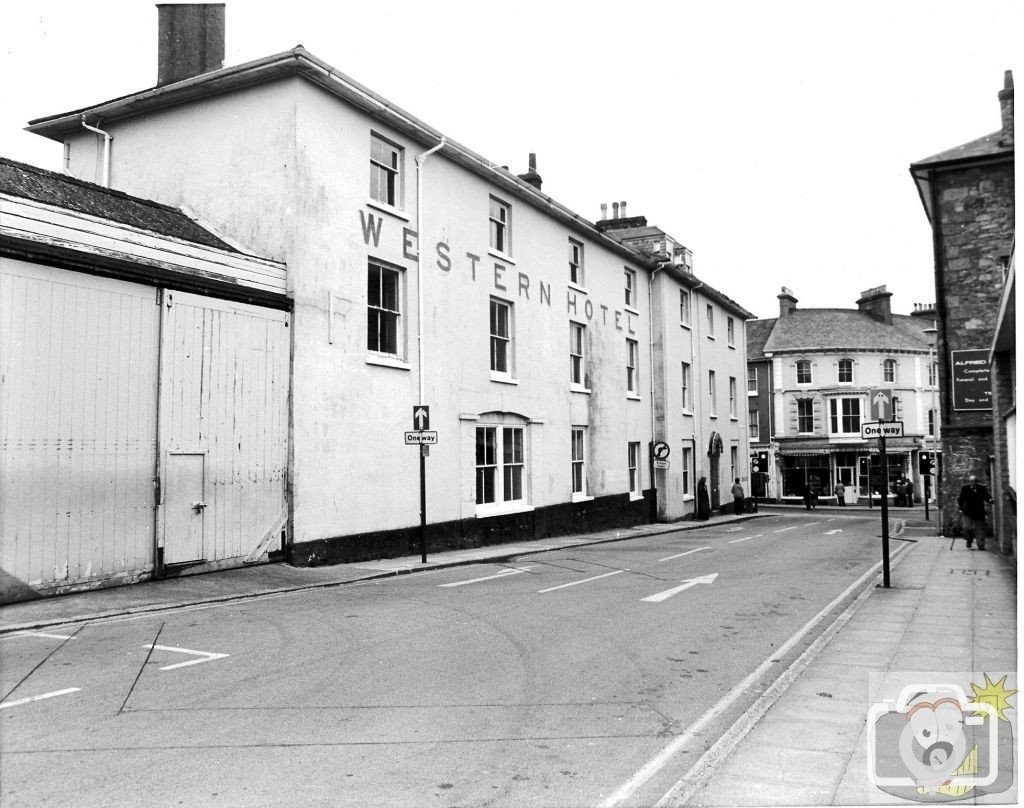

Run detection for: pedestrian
[[696, 477, 711, 521], [731, 478, 745, 515], [834, 480, 846, 506], [802, 482, 814, 510], [957, 474, 993, 550], [903, 478, 914, 507]]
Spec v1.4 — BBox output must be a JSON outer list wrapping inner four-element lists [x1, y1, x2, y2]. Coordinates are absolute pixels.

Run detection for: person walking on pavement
[[834, 480, 846, 506], [731, 478, 745, 515], [957, 474, 993, 550]]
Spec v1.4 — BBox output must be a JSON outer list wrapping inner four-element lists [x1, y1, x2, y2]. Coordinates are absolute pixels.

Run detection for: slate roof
[[0, 156, 236, 252], [759, 309, 929, 354], [911, 130, 1012, 168], [746, 318, 778, 360]]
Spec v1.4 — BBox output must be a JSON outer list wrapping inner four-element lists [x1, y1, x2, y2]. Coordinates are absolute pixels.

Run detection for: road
[[0, 511, 907, 807]]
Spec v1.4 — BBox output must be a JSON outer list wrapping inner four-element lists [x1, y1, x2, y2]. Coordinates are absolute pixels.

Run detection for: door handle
[[191, 501, 207, 513]]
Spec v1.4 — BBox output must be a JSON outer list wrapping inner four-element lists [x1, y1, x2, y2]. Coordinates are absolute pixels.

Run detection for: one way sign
[[869, 389, 892, 421], [413, 406, 430, 431]]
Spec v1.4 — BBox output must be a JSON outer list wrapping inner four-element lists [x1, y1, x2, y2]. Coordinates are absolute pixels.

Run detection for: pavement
[[1, 504, 1017, 806]]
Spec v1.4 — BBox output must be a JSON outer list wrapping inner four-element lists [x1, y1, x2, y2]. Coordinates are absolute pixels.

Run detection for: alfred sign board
[[861, 421, 904, 439], [950, 349, 992, 411]]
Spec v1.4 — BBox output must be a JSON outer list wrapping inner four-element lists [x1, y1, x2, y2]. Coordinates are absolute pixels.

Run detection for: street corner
[[866, 670, 1018, 803]]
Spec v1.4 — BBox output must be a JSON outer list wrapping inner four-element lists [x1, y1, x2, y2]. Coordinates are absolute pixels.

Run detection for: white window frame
[[681, 361, 692, 412], [367, 258, 404, 358], [706, 304, 715, 337], [709, 369, 717, 416], [628, 441, 641, 497], [570, 321, 588, 390], [829, 396, 862, 436], [749, 408, 760, 441], [626, 338, 640, 395], [838, 358, 854, 384], [475, 425, 527, 512], [883, 358, 897, 383], [370, 133, 403, 209], [795, 359, 813, 385], [747, 365, 758, 394], [730, 446, 738, 481], [489, 196, 511, 256], [624, 268, 637, 308], [571, 427, 588, 498], [680, 289, 691, 326], [727, 317, 735, 347], [569, 238, 585, 287], [928, 360, 938, 387], [729, 376, 737, 417], [681, 446, 693, 497], [489, 297, 514, 378], [797, 398, 814, 434]]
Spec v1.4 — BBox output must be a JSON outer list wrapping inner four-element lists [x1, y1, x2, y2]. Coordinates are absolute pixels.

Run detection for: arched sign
[[651, 441, 671, 460], [708, 431, 723, 457]]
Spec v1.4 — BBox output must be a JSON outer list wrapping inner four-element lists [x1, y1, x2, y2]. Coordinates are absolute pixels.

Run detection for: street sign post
[[869, 389, 893, 421], [405, 431, 438, 444], [861, 413, 894, 587], [860, 421, 904, 439]]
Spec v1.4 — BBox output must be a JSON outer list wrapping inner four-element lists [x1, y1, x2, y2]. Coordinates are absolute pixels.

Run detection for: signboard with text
[[861, 421, 904, 439], [950, 349, 992, 411]]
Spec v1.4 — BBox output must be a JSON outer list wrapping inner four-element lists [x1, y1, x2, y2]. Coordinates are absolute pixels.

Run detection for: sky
[[1, 0, 1018, 320]]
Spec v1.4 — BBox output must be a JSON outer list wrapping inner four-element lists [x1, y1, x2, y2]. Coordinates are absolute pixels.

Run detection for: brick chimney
[[516, 153, 543, 190], [777, 287, 798, 317], [157, 3, 226, 87], [998, 69, 1014, 147], [856, 285, 893, 324]]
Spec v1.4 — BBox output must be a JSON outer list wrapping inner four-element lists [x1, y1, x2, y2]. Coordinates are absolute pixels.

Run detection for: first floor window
[[569, 239, 584, 286], [370, 134, 402, 207], [883, 358, 897, 383], [476, 426, 525, 505], [892, 396, 902, 421], [626, 338, 639, 394], [680, 288, 691, 325], [570, 322, 586, 386], [796, 359, 812, 384], [749, 408, 760, 441], [681, 447, 692, 495], [928, 408, 936, 436], [729, 376, 737, 416], [706, 304, 715, 336], [829, 397, 862, 435], [489, 196, 511, 254], [709, 370, 717, 415], [727, 317, 735, 346], [838, 358, 854, 384], [928, 361, 937, 387], [628, 442, 641, 495], [571, 427, 587, 495], [730, 446, 738, 481], [490, 298, 512, 374], [747, 365, 757, 393], [797, 398, 814, 433], [368, 259, 402, 355], [624, 268, 637, 307], [681, 362, 692, 411]]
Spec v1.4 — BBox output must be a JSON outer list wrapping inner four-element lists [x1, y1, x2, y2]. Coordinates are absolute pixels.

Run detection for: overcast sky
[[1, 0, 1018, 320]]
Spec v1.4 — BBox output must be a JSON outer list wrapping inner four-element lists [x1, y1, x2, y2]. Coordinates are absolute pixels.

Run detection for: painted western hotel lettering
[[360, 210, 637, 333]]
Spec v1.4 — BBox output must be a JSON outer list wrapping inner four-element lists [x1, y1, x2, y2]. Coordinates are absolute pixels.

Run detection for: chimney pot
[[620, 201, 627, 218], [612, 202, 620, 218], [998, 69, 1014, 147], [600, 203, 608, 220], [157, 3, 226, 86]]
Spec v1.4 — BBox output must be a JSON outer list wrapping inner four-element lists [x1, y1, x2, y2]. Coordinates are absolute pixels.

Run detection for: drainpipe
[[81, 115, 112, 187], [691, 281, 705, 517]]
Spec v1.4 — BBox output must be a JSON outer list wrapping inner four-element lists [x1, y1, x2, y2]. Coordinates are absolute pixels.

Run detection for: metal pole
[[880, 434, 891, 588], [420, 447, 427, 563]]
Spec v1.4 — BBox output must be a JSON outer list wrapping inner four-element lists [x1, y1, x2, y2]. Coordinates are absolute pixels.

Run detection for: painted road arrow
[[825, 529, 844, 535], [642, 573, 719, 603], [144, 644, 230, 671]]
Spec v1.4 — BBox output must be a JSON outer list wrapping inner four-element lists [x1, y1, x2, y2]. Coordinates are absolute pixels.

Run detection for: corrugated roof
[[762, 309, 929, 354], [0, 156, 236, 251]]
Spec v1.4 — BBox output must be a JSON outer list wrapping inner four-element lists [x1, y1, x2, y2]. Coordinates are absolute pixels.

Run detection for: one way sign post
[[413, 406, 430, 431], [869, 389, 892, 421]]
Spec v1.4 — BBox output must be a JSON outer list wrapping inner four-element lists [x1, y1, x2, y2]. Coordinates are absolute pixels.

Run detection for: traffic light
[[752, 451, 769, 473], [919, 453, 933, 475]]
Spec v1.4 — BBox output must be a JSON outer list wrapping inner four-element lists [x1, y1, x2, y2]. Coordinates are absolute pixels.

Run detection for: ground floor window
[[476, 425, 525, 506], [571, 427, 587, 495], [628, 441, 641, 495], [681, 446, 693, 496], [781, 455, 831, 497]]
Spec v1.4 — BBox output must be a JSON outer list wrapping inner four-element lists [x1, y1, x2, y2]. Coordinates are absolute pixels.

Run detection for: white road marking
[[641, 573, 719, 603], [727, 534, 762, 544], [825, 529, 845, 535], [143, 644, 230, 670], [773, 526, 798, 533], [0, 688, 81, 709], [658, 547, 710, 562], [537, 569, 626, 594], [437, 567, 533, 588], [725, 527, 744, 532], [8, 632, 77, 641], [804, 522, 821, 526], [601, 546, 911, 808]]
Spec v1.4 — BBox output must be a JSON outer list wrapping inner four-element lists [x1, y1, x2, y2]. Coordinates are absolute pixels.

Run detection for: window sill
[[624, 305, 640, 317], [568, 282, 588, 295], [366, 354, 411, 370], [682, 494, 694, 503], [626, 393, 642, 401], [728, 344, 736, 350], [730, 416, 739, 422], [682, 409, 694, 417], [710, 414, 719, 419], [570, 384, 592, 395], [366, 199, 410, 221], [476, 503, 535, 519], [490, 373, 519, 385], [571, 494, 594, 504], [680, 322, 691, 330], [747, 391, 758, 396], [629, 492, 645, 502], [488, 248, 516, 265]]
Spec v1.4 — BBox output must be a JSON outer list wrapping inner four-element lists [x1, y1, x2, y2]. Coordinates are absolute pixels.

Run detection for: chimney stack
[[516, 152, 543, 190], [620, 200, 627, 218], [777, 287, 798, 317], [600, 203, 608, 220], [157, 3, 226, 87], [612, 202, 620, 218], [856, 285, 893, 324], [998, 69, 1014, 147]]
